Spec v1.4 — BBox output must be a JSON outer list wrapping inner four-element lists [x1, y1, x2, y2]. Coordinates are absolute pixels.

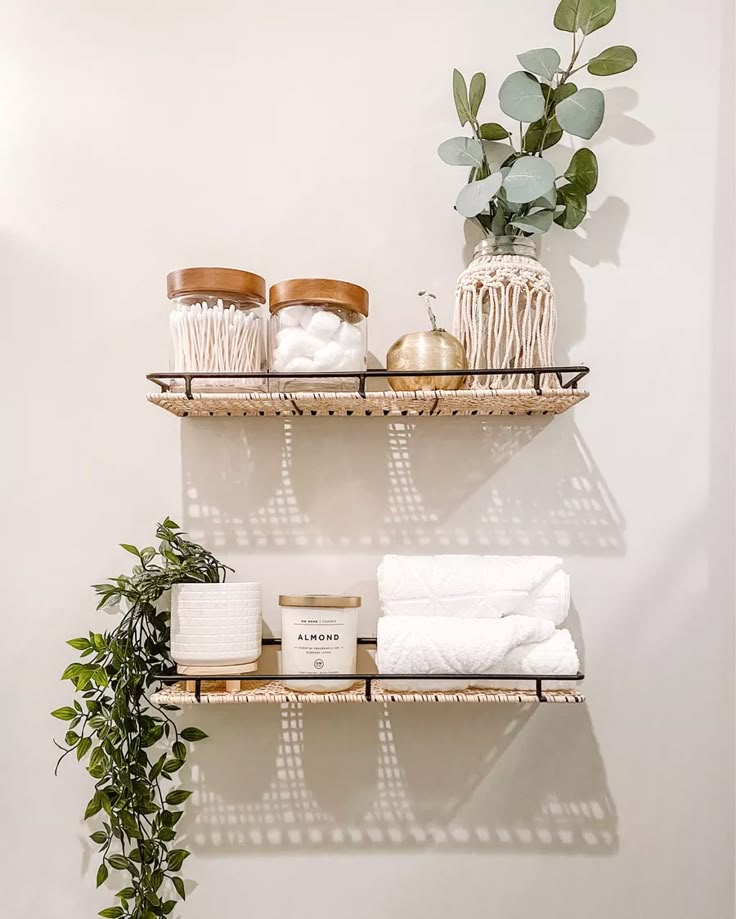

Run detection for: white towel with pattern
[[376, 615, 555, 691], [377, 554, 569, 625]]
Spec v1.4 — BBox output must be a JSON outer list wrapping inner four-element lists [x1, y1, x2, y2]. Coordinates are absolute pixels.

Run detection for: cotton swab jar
[[268, 278, 369, 392], [167, 266, 267, 392]]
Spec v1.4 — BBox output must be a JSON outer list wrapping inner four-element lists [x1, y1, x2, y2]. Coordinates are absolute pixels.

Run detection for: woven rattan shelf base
[[151, 680, 585, 705], [147, 387, 587, 417]]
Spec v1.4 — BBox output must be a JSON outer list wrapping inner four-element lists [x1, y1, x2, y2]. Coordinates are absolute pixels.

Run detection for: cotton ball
[[337, 322, 363, 349], [276, 327, 322, 361], [286, 356, 315, 372], [278, 308, 303, 329], [297, 306, 316, 329], [313, 341, 344, 371], [271, 348, 289, 371], [308, 310, 341, 340], [337, 348, 364, 371]]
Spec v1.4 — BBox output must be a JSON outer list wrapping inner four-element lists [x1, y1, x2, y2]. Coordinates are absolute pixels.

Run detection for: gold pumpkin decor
[[386, 291, 468, 391]]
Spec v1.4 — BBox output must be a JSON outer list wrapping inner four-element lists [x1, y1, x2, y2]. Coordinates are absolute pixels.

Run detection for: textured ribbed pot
[[170, 582, 262, 672]]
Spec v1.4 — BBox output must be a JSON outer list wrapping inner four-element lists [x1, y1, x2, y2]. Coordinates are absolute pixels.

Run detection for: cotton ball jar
[[268, 278, 369, 392], [167, 267, 267, 393]]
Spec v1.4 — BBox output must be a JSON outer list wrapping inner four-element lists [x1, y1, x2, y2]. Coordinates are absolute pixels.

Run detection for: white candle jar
[[280, 595, 361, 691], [170, 582, 262, 674], [167, 266, 267, 392], [268, 278, 368, 392]]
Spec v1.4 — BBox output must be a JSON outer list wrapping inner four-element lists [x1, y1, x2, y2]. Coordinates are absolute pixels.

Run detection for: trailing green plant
[[438, 0, 637, 236], [52, 518, 231, 919]]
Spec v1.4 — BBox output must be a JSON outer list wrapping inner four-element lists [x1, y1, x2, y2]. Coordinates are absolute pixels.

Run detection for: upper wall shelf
[[146, 367, 590, 418]]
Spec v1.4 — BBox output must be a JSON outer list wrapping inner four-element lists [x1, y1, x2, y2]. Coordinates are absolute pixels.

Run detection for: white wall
[[2, 0, 734, 916]]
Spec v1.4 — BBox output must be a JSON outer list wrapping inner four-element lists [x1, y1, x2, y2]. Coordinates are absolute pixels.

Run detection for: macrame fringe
[[453, 254, 559, 390]]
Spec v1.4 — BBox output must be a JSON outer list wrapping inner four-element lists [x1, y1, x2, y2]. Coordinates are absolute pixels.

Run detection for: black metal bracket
[[157, 637, 584, 703], [147, 366, 590, 396]]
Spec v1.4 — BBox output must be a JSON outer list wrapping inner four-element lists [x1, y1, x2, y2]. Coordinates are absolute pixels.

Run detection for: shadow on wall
[[180, 413, 624, 555], [177, 701, 617, 855]]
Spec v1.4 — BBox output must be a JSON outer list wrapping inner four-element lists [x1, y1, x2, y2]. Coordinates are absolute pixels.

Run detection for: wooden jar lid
[[269, 278, 369, 317], [279, 595, 362, 608], [167, 267, 266, 303]]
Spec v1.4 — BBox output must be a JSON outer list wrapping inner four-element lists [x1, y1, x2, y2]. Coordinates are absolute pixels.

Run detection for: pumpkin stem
[[418, 290, 440, 332]]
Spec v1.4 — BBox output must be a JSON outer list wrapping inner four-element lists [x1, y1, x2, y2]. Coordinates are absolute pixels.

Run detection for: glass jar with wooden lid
[[268, 278, 369, 392], [167, 266, 266, 392]]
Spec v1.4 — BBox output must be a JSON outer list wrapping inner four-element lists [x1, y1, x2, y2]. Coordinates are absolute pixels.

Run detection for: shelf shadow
[[180, 412, 624, 555], [176, 700, 616, 854]]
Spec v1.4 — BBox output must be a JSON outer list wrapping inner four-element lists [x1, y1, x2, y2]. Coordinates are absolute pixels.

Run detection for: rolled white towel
[[377, 554, 570, 625], [473, 629, 580, 690], [376, 615, 555, 691]]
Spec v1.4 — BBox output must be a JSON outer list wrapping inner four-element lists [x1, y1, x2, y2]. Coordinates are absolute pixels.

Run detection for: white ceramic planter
[[171, 582, 262, 671]]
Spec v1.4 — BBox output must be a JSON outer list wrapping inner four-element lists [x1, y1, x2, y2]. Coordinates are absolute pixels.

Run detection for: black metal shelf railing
[[147, 366, 590, 400], [157, 637, 584, 703]]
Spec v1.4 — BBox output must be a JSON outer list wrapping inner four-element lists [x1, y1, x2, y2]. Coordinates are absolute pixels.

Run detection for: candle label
[[281, 609, 357, 676]]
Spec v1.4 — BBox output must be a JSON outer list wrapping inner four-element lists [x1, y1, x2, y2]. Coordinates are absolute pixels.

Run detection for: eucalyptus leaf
[[479, 122, 510, 140], [438, 137, 484, 167], [564, 148, 598, 194], [509, 210, 555, 234], [498, 71, 545, 123], [455, 173, 504, 218], [554, 184, 588, 228], [554, 82, 578, 103], [555, 87, 605, 139], [453, 69, 471, 126], [554, 0, 616, 34], [503, 156, 556, 204], [516, 48, 561, 82], [587, 45, 637, 76], [534, 187, 558, 210], [491, 205, 508, 236], [523, 118, 563, 152], [469, 72, 486, 118]]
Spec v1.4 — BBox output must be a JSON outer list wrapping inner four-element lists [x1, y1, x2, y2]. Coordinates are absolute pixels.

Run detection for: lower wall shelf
[[151, 679, 585, 705]]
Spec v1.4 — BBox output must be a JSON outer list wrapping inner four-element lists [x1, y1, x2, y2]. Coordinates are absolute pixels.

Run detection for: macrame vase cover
[[453, 254, 559, 390]]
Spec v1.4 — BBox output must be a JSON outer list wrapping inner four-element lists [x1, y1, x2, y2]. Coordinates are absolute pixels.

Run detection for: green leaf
[[503, 156, 556, 204], [554, 184, 588, 228], [491, 205, 508, 236], [76, 737, 92, 760], [587, 45, 637, 76], [452, 69, 471, 126], [180, 726, 208, 742], [523, 118, 563, 152], [162, 901, 177, 915], [516, 48, 561, 81], [89, 746, 107, 773], [85, 792, 104, 820], [509, 210, 555, 234], [119, 544, 141, 557], [61, 663, 83, 681], [554, 0, 616, 34], [120, 812, 142, 839], [167, 849, 190, 872], [438, 137, 484, 168], [67, 637, 90, 651], [165, 789, 193, 806], [564, 148, 598, 194], [98, 908, 124, 918], [554, 82, 578, 103], [96, 864, 109, 888], [51, 706, 77, 721], [115, 888, 135, 900], [498, 71, 545, 123], [163, 758, 184, 773], [469, 72, 486, 118], [534, 187, 557, 210], [65, 730, 80, 746], [478, 122, 510, 141], [555, 87, 605, 139], [173, 741, 186, 761], [455, 173, 504, 218], [108, 854, 131, 871], [90, 831, 108, 845], [173, 877, 186, 901]]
